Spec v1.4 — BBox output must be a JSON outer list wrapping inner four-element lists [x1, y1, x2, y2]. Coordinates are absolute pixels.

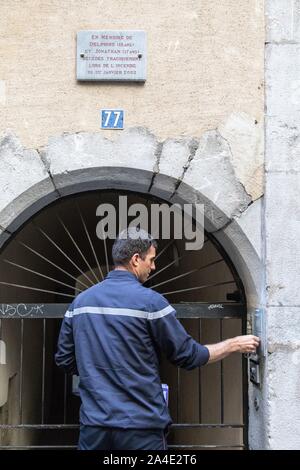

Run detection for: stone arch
[[0, 128, 262, 306]]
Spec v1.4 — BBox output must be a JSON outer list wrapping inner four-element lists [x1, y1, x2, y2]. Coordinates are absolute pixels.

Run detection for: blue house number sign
[[101, 109, 124, 129]]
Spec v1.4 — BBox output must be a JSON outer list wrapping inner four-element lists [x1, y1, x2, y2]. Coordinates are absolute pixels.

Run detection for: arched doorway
[[0, 188, 249, 449]]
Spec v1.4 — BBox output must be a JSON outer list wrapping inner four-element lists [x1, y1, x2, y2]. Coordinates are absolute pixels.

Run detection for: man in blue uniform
[[55, 228, 259, 450]]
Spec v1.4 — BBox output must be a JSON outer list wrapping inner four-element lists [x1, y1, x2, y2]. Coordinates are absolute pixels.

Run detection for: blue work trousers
[[78, 425, 168, 450]]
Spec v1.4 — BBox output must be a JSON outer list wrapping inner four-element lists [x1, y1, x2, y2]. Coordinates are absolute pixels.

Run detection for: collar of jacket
[[105, 269, 140, 283]]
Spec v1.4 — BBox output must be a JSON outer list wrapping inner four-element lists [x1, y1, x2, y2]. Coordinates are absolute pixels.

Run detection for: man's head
[[112, 228, 157, 283]]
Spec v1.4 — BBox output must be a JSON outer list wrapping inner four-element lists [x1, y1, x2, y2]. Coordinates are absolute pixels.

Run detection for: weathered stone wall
[[0, 0, 265, 306], [264, 0, 300, 450], [0, 0, 266, 449], [0, 0, 264, 199], [0, 128, 262, 264]]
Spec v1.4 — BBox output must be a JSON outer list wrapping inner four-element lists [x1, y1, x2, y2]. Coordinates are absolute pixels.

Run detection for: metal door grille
[[0, 302, 247, 450], [0, 191, 248, 450]]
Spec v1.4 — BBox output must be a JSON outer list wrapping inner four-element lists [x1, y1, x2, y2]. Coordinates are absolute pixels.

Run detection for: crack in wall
[[170, 138, 199, 200], [265, 41, 299, 45], [0, 224, 11, 235], [148, 141, 163, 193], [210, 218, 235, 235], [36, 147, 62, 198], [218, 132, 253, 205], [168, 130, 253, 225]]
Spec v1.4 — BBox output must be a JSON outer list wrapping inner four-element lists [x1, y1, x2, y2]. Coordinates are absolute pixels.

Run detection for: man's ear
[[131, 253, 140, 267]]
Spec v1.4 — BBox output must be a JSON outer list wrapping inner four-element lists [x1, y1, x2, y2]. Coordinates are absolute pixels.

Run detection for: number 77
[[103, 111, 112, 127], [113, 112, 121, 127]]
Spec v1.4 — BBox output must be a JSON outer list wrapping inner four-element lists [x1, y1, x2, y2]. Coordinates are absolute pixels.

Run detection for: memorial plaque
[[77, 30, 146, 81]]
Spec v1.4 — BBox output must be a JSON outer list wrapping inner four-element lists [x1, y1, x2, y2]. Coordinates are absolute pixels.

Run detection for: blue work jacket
[[55, 270, 210, 429]]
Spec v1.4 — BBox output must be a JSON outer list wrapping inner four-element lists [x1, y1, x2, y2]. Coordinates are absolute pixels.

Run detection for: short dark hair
[[112, 228, 158, 267]]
